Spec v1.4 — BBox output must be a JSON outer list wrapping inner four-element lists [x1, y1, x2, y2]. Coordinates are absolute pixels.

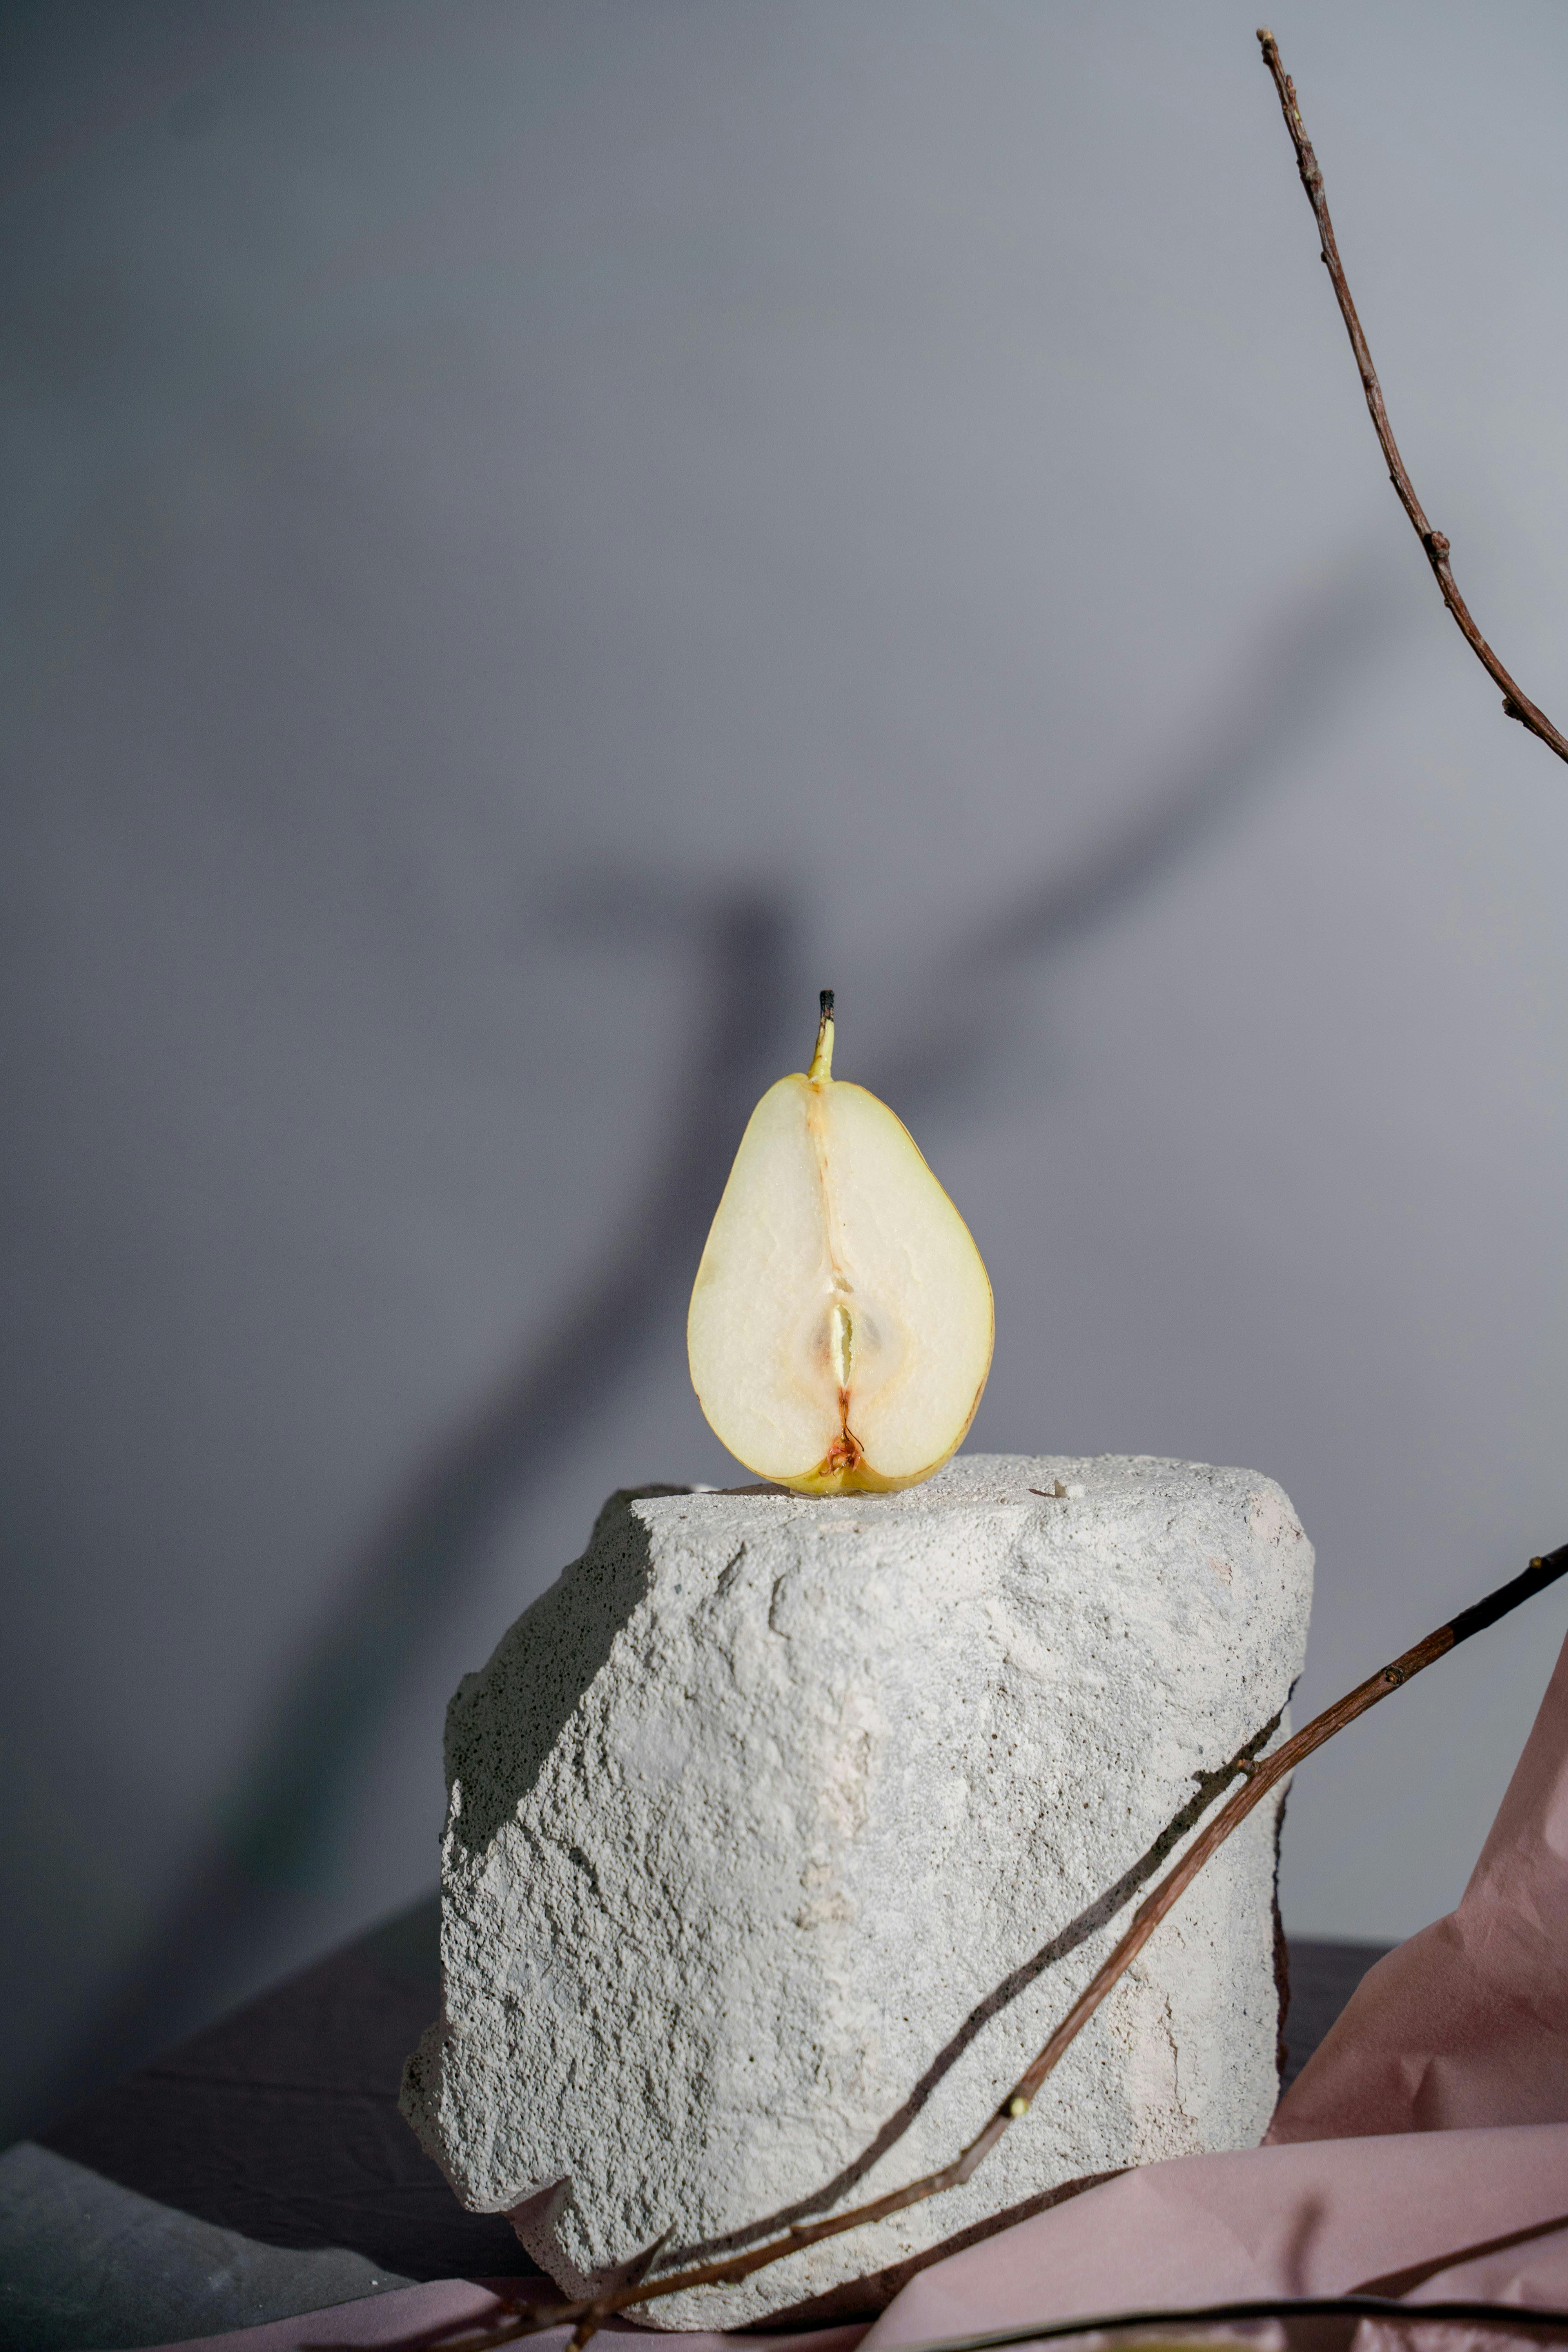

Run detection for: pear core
[[687, 1004, 994, 1493]]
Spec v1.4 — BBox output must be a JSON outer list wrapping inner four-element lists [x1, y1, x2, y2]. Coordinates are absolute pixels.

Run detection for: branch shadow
[[654, 1705, 1285, 2274], [1352, 2209, 1568, 2301], [45, 889, 795, 2115], [46, 548, 1400, 2132], [864, 559, 1396, 1123]]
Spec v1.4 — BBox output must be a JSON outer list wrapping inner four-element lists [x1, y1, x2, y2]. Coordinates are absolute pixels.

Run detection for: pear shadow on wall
[[46, 551, 1400, 2133]]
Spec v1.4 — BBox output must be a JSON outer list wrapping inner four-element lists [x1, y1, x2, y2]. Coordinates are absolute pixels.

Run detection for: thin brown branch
[[1255, 29, 1568, 766], [564, 2225, 671, 2352], [403, 1543, 1568, 2351], [774, 2292, 1568, 2352]]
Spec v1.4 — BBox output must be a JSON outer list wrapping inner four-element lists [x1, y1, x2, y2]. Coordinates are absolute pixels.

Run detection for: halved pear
[[687, 993, 994, 1494]]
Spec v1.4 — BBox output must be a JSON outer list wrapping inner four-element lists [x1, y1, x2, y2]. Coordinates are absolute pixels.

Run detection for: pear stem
[[807, 989, 835, 1082]]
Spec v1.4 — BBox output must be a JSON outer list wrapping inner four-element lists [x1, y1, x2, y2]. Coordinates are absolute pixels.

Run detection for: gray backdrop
[[4, 0, 1567, 2148]]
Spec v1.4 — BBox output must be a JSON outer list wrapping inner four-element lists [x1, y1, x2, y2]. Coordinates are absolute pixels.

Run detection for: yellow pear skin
[[687, 993, 994, 1493]]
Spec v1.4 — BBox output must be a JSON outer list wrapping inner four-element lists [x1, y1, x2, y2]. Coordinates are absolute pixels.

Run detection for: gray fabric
[[3, 1898, 533, 2352], [0, 2143, 402, 2352], [0, 1909, 1384, 2350]]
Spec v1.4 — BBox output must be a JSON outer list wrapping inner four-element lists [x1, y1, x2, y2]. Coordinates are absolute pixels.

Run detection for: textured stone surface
[[402, 1454, 1313, 2327]]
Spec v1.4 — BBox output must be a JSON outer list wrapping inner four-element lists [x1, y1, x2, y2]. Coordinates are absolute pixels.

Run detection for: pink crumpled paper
[[153, 1630, 1568, 2352]]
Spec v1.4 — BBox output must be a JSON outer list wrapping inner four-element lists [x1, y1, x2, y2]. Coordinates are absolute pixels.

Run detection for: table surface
[[0, 1909, 1390, 2352]]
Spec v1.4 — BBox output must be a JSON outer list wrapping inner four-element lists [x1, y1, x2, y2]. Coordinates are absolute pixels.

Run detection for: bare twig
[[565, 2226, 671, 2352], [838, 2291, 1568, 2352], [1256, 28, 1568, 766], [361, 2288, 1568, 2352], [403, 1543, 1568, 2350]]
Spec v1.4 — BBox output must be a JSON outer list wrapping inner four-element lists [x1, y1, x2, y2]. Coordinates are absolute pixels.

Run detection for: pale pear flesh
[[688, 1016, 994, 1493]]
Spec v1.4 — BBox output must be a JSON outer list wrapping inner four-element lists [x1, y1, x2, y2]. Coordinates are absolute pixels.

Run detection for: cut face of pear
[[688, 1021, 993, 1493]]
